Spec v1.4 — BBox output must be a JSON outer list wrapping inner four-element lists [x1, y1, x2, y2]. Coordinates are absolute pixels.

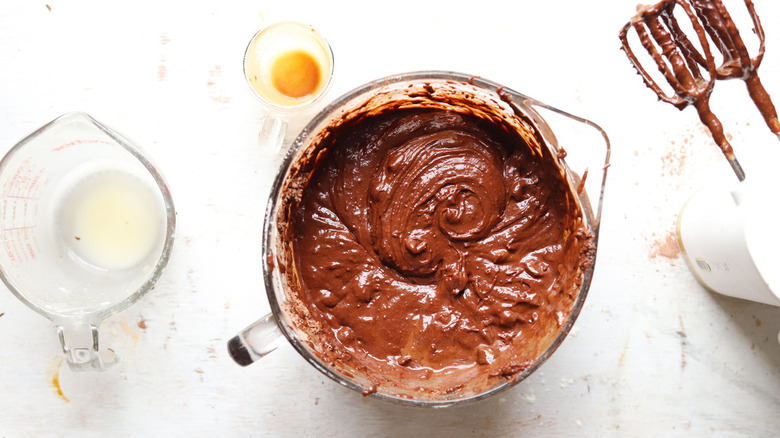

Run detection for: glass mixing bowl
[[229, 71, 610, 407]]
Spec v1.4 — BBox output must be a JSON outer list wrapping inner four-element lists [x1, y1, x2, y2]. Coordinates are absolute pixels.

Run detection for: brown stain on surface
[[650, 230, 680, 259], [157, 64, 167, 82], [158, 33, 169, 81], [207, 65, 231, 103], [120, 316, 139, 346], [163, 320, 177, 350], [48, 357, 70, 402], [661, 139, 687, 178], [677, 315, 687, 371], [617, 336, 630, 370]]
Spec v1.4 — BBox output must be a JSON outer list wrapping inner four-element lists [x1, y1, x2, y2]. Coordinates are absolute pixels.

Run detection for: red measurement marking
[[4, 195, 39, 200], [7, 159, 46, 199], [4, 227, 38, 263], [26, 238, 35, 260], [3, 237, 17, 266], [52, 139, 113, 152]]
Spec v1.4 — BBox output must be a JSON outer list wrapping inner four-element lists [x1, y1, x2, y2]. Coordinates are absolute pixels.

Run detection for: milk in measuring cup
[[55, 167, 165, 272]]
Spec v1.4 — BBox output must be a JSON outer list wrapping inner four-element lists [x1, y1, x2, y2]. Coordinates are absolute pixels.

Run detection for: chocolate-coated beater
[[620, 0, 745, 180], [689, 0, 780, 138]]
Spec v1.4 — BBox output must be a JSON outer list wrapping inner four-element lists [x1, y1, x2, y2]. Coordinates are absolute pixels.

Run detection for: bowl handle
[[227, 313, 284, 366], [518, 95, 611, 232]]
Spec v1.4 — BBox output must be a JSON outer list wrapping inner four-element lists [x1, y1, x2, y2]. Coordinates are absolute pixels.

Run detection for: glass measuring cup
[[243, 21, 335, 153], [228, 71, 610, 406], [0, 112, 176, 371]]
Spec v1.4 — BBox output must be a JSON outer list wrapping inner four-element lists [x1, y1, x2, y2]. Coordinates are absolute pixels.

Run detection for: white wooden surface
[[2, 1, 780, 436]]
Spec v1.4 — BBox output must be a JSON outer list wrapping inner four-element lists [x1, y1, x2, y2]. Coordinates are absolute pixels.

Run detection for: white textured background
[[1, 0, 780, 436]]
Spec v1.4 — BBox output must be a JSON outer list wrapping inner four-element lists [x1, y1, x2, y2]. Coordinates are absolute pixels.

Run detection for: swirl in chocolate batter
[[284, 101, 591, 397]]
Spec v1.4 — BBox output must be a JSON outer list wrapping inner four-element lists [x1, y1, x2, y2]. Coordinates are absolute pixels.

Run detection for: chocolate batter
[[280, 89, 593, 397]]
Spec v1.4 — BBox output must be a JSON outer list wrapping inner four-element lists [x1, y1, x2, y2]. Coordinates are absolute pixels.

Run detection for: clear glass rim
[[263, 71, 610, 407], [242, 21, 335, 113], [0, 111, 177, 325]]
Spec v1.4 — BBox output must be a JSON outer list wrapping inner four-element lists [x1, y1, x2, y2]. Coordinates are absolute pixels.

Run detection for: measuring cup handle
[[258, 115, 288, 154], [228, 313, 284, 366], [57, 323, 118, 372]]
